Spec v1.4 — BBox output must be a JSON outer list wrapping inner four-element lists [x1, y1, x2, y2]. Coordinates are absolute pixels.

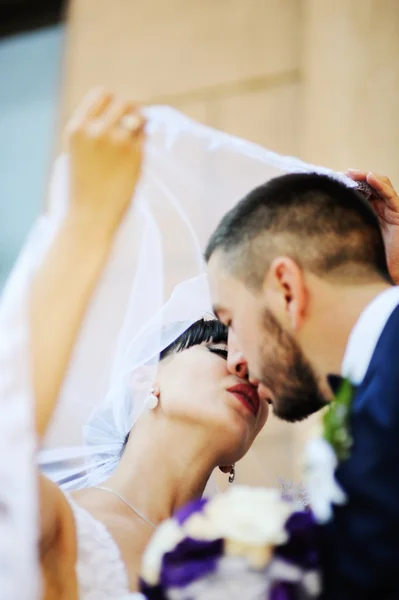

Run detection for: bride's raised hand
[[32, 89, 145, 438], [346, 169, 399, 284], [66, 87, 145, 241]]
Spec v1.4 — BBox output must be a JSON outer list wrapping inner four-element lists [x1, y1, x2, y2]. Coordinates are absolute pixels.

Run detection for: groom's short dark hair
[[205, 173, 390, 288]]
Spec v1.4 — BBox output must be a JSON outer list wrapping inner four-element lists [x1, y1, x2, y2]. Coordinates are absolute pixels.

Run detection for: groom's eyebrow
[[212, 306, 222, 319]]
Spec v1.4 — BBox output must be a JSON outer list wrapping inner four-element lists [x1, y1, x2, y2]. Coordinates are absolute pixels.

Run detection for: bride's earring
[[219, 464, 236, 483], [145, 387, 159, 410]]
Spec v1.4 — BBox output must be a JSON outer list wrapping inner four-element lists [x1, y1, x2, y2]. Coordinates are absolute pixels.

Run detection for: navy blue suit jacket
[[323, 305, 399, 599]]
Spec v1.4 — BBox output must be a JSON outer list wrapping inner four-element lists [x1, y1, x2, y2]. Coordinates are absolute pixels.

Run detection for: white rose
[[205, 486, 292, 547], [183, 511, 217, 541], [304, 437, 347, 524], [141, 518, 183, 585]]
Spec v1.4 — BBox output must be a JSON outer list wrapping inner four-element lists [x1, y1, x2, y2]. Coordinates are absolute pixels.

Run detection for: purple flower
[[174, 497, 209, 526], [275, 511, 320, 570], [160, 537, 224, 588]]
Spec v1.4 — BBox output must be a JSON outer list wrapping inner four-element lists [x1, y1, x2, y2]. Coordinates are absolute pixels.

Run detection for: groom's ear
[[267, 257, 307, 331]]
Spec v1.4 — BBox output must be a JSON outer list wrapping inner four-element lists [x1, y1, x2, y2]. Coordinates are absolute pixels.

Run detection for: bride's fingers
[[346, 169, 368, 182], [114, 117, 147, 147], [346, 170, 399, 212], [366, 173, 399, 208], [101, 99, 138, 131], [347, 169, 397, 203], [69, 88, 113, 128], [83, 89, 113, 121], [64, 88, 113, 148]]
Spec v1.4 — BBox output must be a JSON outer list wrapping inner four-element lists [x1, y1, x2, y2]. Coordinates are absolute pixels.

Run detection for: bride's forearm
[[29, 88, 144, 441], [30, 214, 114, 439]]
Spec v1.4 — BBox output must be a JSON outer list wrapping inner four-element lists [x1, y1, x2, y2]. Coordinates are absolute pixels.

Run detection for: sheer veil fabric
[[0, 228, 43, 598], [0, 107, 357, 599], [36, 107, 356, 491], [0, 106, 357, 596], [36, 106, 356, 489]]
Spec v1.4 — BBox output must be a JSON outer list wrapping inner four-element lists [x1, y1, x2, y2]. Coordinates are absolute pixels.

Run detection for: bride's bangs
[[160, 319, 227, 360]]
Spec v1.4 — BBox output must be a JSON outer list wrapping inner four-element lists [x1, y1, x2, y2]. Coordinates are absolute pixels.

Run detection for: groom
[[205, 172, 399, 599]]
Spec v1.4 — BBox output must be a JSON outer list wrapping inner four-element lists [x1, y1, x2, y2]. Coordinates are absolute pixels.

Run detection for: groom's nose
[[227, 330, 249, 379]]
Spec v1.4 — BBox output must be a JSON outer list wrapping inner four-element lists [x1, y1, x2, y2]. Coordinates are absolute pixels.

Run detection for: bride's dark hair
[[160, 318, 227, 360], [122, 318, 227, 451]]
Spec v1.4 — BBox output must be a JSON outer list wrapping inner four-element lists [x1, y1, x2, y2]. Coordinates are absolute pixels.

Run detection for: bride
[[40, 318, 268, 598], [68, 314, 268, 595], [20, 89, 268, 600]]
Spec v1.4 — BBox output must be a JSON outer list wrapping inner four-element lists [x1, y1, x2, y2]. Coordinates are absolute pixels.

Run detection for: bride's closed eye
[[208, 347, 228, 360]]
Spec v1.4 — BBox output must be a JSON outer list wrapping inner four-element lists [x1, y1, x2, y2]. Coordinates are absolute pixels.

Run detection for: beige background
[[59, 0, 399, 486]]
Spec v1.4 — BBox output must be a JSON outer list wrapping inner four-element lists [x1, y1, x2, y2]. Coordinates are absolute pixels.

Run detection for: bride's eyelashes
[[208, 347, 228, 360]]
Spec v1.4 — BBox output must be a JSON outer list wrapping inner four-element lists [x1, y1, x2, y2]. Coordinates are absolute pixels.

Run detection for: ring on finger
[[119, 113, 142, 134]]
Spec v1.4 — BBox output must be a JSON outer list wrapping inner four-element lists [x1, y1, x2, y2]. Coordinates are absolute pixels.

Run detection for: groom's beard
[[259, 309, 327, 422]]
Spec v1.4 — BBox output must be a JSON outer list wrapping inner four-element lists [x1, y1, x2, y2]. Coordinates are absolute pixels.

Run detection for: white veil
[[22, 107, 356, 493], [0, 227, 41, 597]]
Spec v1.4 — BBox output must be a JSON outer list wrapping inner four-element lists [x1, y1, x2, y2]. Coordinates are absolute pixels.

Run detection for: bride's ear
[[145, 384, 160, 410]]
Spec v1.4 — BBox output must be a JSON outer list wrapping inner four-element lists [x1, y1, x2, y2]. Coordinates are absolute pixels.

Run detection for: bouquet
[[139, 487, 321, 600], [138, 379, 355, 599]]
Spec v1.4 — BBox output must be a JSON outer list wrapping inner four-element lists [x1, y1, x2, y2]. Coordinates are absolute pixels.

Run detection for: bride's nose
[[227, 331, 248, 379]]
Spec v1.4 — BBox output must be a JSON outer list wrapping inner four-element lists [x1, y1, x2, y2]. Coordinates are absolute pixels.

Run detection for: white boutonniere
[[304, 379, 354, 523]]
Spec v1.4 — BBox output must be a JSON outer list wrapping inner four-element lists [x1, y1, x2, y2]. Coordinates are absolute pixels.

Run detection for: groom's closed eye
[[212, 307, 231, 328]]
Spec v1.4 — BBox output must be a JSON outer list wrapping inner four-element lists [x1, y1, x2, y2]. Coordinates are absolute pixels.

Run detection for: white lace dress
[[69, 497, 145, 600]]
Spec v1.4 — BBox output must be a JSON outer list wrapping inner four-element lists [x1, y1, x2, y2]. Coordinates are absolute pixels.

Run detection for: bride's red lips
[[226, 384, 260, 416]]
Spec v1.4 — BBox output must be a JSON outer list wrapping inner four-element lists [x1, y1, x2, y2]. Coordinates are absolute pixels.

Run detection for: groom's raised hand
[[347, 169, 399, 284]]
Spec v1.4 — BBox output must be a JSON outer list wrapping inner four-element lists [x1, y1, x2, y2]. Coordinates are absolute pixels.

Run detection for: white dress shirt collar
[[341, 287, 399, 386]]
